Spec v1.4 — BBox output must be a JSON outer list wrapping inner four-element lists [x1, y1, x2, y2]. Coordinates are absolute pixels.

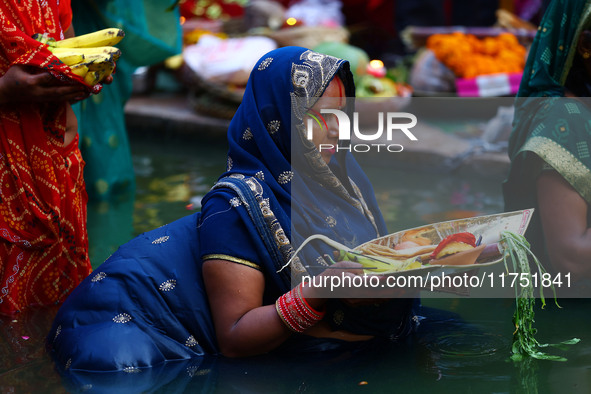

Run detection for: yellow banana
[[87, 60, 115, 74], [83, 61, 115, 85], [364, 256, 422, 274], [83, 52, 115, 65], [83, 71, 102, 86], [338, 251, 392, 271], [69, 63, 89, 78], [356, 256, 402, 273], [53, 28, 125, 49], [52, 51, 85, 66], [50, 46, 121, 61]]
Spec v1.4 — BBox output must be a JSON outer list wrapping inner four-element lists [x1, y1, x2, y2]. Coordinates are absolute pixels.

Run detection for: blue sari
[[47, 47, 415, 376]]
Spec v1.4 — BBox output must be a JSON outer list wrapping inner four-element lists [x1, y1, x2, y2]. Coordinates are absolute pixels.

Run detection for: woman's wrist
[[299, 282, 326, 312], [275, 283, 326, 333]]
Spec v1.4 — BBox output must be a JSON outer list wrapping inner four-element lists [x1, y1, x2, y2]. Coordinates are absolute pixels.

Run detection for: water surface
[[1, 137, 588, 393]]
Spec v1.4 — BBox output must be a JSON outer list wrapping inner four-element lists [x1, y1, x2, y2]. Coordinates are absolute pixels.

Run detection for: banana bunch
[[334, 250, 422, 274], [33, 28, 125, 86]]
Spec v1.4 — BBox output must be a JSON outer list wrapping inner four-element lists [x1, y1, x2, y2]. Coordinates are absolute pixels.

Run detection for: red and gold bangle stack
[[275, 283, 325, 333]]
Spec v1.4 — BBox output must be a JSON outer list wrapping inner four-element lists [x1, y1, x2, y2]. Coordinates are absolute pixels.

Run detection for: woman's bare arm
[[202, 258, 370, 357], [537, 170, 591, 278], [202, 259, 293, 357]]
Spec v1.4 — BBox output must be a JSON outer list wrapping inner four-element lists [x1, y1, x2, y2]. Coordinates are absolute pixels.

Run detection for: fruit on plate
[[356, 75, 400, 97], [333, 250, 421, 274], [429, 232, 477, 260]]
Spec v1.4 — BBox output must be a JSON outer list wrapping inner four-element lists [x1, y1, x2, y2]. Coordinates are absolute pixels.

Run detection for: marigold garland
[[426, 32, 527, 78]]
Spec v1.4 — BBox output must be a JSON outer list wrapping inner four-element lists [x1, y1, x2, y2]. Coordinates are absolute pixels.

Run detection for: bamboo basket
[[179, 63, 244, 119], [268, 26, 349, 48]]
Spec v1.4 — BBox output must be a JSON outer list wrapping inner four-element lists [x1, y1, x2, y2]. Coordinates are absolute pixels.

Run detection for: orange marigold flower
[[426, 32, 527, 78]]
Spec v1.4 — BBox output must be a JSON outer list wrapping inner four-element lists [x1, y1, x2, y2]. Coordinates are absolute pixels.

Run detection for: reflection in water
[[87, 138, 227, 265], [1, 266, 589, 392], [0, 306, 63, 393], [20, 306, 513, 393], [17, 303, 565, 394]]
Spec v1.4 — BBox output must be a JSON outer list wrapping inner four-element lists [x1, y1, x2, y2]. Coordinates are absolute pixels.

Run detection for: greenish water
[[86, 136, 228, 266], [1, 137, 589, 393]]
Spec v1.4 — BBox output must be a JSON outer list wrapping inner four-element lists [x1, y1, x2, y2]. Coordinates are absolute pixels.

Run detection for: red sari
[[0, 0, 92, 314]]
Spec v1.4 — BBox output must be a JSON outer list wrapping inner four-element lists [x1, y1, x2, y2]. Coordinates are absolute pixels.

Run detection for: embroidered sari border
[[202, 254, 262, 271], [521, 136, 591, 203]]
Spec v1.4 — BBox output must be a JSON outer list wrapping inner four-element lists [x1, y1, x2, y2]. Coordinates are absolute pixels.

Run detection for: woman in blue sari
[[198, 47, 416, 357], [47, 46, 415, 372]]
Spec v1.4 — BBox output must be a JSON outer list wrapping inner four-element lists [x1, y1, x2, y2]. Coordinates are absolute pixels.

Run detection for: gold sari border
[[521, 136, 591, 204], [202, 254, 262, 271]]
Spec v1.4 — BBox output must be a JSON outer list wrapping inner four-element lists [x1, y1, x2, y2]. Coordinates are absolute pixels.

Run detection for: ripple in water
[[427, 331, 506, 358], [416, 319, 513, 380]]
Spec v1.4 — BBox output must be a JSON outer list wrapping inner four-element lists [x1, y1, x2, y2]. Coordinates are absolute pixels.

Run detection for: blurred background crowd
[[138, 0, 548, 118]]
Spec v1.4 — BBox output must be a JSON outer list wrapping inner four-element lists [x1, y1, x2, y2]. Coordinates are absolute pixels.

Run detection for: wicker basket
[[188, 90, 240, 120], [178, 63, 244, 119], [179, 63, 244, 103]]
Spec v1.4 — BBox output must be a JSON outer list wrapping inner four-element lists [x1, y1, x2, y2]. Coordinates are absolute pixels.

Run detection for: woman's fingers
[[2, 65, 88, 102], [310, 261, 422, 299]]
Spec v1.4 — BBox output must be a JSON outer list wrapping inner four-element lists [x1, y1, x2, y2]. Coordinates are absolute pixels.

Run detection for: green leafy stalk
[[499, 231, 580, 362]]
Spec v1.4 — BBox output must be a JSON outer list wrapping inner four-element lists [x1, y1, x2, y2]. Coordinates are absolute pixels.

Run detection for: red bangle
[[276, 283, 325, 333], [295, 283, 324, 319]]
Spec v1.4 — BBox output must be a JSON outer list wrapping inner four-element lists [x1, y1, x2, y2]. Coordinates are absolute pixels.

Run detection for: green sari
[[503, 0, 591, 267], [72, 0, 182, 200]]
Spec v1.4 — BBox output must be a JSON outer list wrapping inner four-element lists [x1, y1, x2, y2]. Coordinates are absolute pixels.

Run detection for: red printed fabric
[[0, 0, 91, 315], [58, 0, 73, 32]]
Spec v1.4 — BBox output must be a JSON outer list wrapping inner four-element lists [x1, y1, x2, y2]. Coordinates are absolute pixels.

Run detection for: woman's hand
[[302, 260, 378, 307], [302, 260, 419, 302], [101, 74, 114, 85], [0, 65, 87, 104]]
